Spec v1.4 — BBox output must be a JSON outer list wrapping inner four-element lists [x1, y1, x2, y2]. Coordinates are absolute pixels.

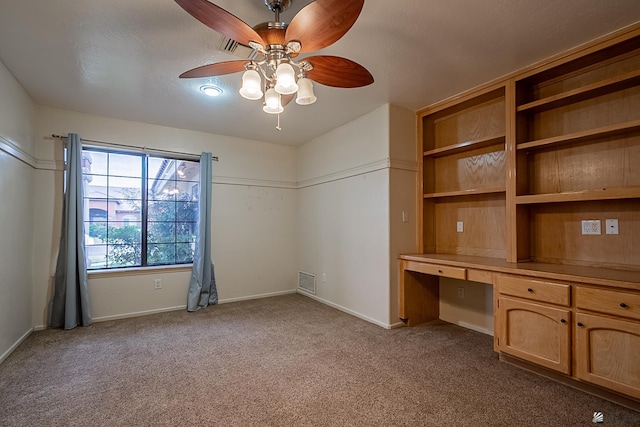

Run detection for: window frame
[[82, 146, 199, 270]]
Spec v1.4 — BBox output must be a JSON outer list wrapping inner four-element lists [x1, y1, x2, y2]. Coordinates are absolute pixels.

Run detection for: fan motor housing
[[253, 21, 287, 46]]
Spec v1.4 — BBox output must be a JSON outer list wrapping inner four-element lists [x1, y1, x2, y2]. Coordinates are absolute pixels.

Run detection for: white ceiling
[[1, 1, 639, 146]]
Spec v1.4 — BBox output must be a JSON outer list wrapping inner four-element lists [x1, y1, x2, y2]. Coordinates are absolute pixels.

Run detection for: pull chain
[[275, 93, 282, 131]]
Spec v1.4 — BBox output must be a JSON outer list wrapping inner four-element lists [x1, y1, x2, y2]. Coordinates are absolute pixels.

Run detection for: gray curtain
[[187, 152, 218, 311], [49, 133, 92, 329]]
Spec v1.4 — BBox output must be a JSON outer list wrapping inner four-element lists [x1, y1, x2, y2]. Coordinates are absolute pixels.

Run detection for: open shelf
[[423, 135, 505, 158], [517, 119, 640, 151], [424, 187, 506, 199], [516, 186, 640, 205], [517, 69, 640, 113]]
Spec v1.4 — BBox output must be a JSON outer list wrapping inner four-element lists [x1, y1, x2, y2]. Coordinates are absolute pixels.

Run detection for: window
[[82, 148, 199, 270]]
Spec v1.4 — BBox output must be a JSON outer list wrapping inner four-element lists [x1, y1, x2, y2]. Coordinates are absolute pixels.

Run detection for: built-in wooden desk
[[398, 253, 640, 410]]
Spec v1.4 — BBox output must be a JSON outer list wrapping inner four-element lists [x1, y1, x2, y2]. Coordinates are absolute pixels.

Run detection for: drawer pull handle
[[560, 319, 566, 324], [620, 303, 628, 308], [577, 322, 584, 327], [527, 288, 533, 293]]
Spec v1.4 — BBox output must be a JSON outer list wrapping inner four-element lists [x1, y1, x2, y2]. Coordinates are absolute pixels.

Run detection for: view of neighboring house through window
[[82, 148, 199, 269]]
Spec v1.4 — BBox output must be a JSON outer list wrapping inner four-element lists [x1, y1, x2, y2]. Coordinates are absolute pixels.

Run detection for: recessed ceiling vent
[[218, 37, 260, 60], [298, 271, 316, 295]]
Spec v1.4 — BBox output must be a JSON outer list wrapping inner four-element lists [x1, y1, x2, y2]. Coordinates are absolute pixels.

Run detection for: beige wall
[[439, 278, 494, 335], [32, 107, 298, 328], [297, 105, 390, 326], [0, 60, 37, 362], [296, 105, 419, 328]]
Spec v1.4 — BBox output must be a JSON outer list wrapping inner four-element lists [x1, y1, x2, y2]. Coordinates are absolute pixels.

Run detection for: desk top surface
[[399, 253, 640, 290]]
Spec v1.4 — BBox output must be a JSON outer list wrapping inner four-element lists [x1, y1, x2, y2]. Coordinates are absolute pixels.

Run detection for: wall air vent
[[298, 271, 316, 295], [218, 37, 261, 61]]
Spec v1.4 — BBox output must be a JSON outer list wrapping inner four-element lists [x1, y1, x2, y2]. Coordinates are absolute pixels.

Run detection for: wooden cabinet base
[[497, 297, 571, 374], [500, 353, 640, 413], [575, 313, 640, 400]]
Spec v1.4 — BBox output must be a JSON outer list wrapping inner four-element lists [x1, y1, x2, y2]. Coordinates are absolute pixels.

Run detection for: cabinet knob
[[560, 319, 567, 324], [620, 303, 628, 308], [577, 322, 584, 327], [438, 269, 443, 274], [527, 288, 534, 293]]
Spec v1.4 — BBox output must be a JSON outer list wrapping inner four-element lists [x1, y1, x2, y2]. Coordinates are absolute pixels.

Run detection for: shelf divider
[[423, 135, 505, 158], [516, 186, 640, 204], [517, 69, 640, 113], [517, 119, 640, 151], [424, 187, 506, 199]]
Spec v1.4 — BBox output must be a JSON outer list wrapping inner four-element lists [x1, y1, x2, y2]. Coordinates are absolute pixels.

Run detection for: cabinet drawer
[[576, 287, 640, 321], [404, 261, 466, 280], [497, 275, 570, 306]]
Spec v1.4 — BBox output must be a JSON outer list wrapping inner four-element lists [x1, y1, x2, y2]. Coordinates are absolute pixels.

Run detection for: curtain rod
[[50, 134, 219, 162]]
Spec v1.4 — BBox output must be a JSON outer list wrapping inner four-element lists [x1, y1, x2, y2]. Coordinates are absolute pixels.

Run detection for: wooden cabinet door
[[498, 297, 571, 374], [575, 313, 640, 400]]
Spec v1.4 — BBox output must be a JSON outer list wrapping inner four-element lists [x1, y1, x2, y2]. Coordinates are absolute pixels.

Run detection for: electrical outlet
[[402, 211, 409, 223], [456, 221, 464, 233], [457, 287, 464, 298], [581, 220, 601, 235], [154, 279, 162, 289], [322, 273, 327, 283]]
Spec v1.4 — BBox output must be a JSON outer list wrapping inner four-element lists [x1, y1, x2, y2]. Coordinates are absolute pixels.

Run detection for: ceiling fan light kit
[[295, 77, 317, 105], [175, 0, 373, 126], [239, 68, 263, 100], [263, 87, 285, 114]]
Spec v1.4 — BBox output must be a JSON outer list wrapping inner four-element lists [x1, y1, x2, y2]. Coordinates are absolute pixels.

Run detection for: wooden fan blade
[[285, 0, 364, 53], [281, 93, 295, 107], [175, 0, 264, 47], [305, 56, 374, 88], [179, 60, 247, 78]]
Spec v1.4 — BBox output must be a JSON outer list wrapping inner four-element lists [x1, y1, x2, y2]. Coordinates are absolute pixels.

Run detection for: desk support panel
[[399, 260, 440, 326]]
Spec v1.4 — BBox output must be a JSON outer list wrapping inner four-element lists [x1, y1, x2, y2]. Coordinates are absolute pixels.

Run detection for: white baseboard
[[297, 291, 393, 329], [92, 305, 187, 323], [457, 321, 494, 336], [388, 321, 406, 329], [1, 328, 33, 365], [31, 290, 299, 328], [219, 289, 297, 304]]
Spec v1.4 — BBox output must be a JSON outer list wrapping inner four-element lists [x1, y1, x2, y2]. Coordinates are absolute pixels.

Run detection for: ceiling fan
[[175, 0, 373, 116]]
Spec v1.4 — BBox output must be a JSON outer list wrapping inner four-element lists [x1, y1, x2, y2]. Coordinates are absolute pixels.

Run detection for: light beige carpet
[[1, 293, 639, 426]]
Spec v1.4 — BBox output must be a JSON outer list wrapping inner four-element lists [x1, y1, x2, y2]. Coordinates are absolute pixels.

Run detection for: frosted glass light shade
[[262, 88, 283, 114], [274, 63, 298, 95], [295, 77, 317, 105], [239, 69, 263, 100]]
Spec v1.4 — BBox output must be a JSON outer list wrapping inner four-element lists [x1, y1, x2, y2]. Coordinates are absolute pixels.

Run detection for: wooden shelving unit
[[415, 28, 640, 269], [418, 86, 507, 259], [512, 33, 640, 267], [409, 26, 640, 406]]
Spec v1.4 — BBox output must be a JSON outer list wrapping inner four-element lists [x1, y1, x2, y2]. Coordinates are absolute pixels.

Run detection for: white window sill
[[88, 264, 193, 278]]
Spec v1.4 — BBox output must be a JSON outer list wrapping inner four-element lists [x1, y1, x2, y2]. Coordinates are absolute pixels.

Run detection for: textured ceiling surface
[[1, 1, 639, 145]]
